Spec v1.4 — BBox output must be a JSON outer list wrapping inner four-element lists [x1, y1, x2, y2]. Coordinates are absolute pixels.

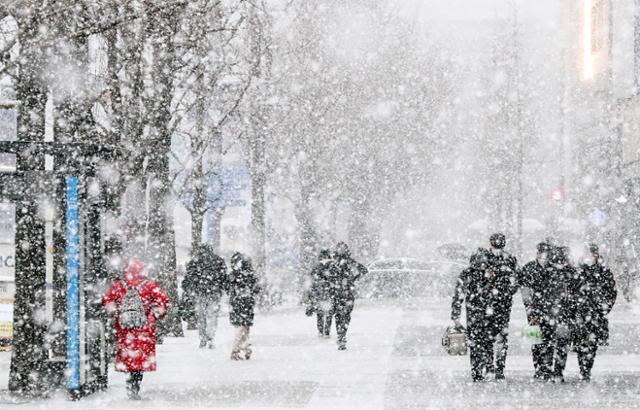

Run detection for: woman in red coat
[[102, 259, 168, 399]]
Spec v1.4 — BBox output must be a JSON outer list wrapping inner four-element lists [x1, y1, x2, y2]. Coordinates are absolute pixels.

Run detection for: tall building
[[562, 0, 640, 295]]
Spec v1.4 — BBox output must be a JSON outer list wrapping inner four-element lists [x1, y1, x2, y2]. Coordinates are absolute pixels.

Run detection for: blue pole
[[65, 176, 80, 391]]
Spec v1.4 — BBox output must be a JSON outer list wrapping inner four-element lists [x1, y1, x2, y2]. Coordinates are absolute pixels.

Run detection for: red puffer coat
[[102, 259, 168, 372]]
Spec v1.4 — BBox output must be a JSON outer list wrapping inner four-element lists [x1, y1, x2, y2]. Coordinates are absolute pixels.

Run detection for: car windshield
[[370, 260, 403, 270]]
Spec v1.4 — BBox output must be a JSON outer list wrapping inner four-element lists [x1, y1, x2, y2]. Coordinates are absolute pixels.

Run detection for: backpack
[[119, 280, 147, 329]]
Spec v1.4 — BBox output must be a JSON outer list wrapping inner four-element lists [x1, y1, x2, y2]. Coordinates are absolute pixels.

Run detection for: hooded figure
[[573, 244, 617, 381], [102, 259, 168, 399], [228, 252, 261, 360], [326, 242, 367, 350]]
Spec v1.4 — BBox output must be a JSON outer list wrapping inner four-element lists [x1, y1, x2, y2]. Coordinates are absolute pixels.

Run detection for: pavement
[[1, 295, 640, 409]]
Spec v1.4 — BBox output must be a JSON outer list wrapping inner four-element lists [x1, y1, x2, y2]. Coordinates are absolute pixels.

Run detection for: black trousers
[[127, 371, 144, 394], [539, 323, 569, 379], [577, 343, 598, 379], [316, 310, 333, 335], [531, 344, 546, 377], [469, 337, 493, 381], [334, 300, 354, 344], [492, 322, 510, 375], [466, 313, 510, 380]]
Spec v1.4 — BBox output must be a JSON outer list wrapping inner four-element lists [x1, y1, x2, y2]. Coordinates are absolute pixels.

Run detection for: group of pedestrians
[[102, 233, 615, 400], [305, 242, 368, 350], [451, 233, 617, 383], [181, 245, 261, 360], [101, 246, 260, 400]]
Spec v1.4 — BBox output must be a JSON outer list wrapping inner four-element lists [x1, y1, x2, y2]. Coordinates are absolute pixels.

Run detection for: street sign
[[181, 164, 249, 211], [207, 165, 249, 208]]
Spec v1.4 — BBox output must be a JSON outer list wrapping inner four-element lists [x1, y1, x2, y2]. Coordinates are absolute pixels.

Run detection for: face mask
[[491, 248, 503, 256], [582, 256, 595, 266]]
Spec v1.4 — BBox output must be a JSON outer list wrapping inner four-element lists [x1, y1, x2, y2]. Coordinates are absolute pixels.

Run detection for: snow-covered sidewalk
[[1, 297, 640, 409], [0, 301, 404, 409]]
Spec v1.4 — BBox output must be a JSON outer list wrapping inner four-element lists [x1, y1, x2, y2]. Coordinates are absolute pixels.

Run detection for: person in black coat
[[179, 272, 197, 330], [228, 252, 260, 360], [306, 249, 335, 337], [184, 244, 228, 348], [485, 233, 519, 380], [519, 242, 551, 379], [451, 248, 496, 381], [538, 246, 576, 382], [326, 242, 367, 350], [573, 244, 617, 381]]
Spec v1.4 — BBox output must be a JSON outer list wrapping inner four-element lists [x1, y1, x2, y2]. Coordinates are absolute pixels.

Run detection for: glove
[[305, 306, 314, 317]]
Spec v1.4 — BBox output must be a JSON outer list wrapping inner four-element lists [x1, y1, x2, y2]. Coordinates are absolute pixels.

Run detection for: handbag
[[442, 326, 468, 356]]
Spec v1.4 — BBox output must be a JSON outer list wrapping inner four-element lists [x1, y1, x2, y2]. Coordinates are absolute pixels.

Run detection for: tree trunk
[[296, 182, 318, 287], [347, 196, 377, 261], [209, 207, 225, 252], [247, 4, 270, 279], [145, 6, 184, 338], [250, 133, 267, 277], [191, 210, 205, 250]]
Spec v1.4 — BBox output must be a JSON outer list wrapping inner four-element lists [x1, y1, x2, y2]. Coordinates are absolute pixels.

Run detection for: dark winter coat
[[451, 266, 494, 342], [184, 246, 228, 299], [228, 255, 260, 327], [102, 260, 168, 372], [539, 264, 577, 329], [326, 253, 367, 307], [310, 262, 333, 303], [519, 260, 547, 323], [573, 262, 617, 345], [486, 251, 519, 324]]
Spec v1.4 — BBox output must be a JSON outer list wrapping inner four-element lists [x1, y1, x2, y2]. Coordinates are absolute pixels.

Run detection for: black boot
[[127, 371, 143, 400]]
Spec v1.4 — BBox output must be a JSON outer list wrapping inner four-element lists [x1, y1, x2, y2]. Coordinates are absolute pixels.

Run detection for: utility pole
[[8, 3, 47, 395]]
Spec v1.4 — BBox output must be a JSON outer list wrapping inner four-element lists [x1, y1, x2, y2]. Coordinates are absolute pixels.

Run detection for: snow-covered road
[[1, 296, 640, 409]]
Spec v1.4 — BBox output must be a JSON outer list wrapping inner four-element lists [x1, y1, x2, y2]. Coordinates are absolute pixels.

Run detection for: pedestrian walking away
[[485, 233, 519, 380], [573, 244, 617, 382], [519, 241, 551, 379], [184, 244, 228, 349], [537, 246, 576, 383], [326, 242, 368, 350], [102, 259, 168, 400], [228, 252, 261, 360], [306, 249, 335, 337], [452, 248, 495, 381]]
